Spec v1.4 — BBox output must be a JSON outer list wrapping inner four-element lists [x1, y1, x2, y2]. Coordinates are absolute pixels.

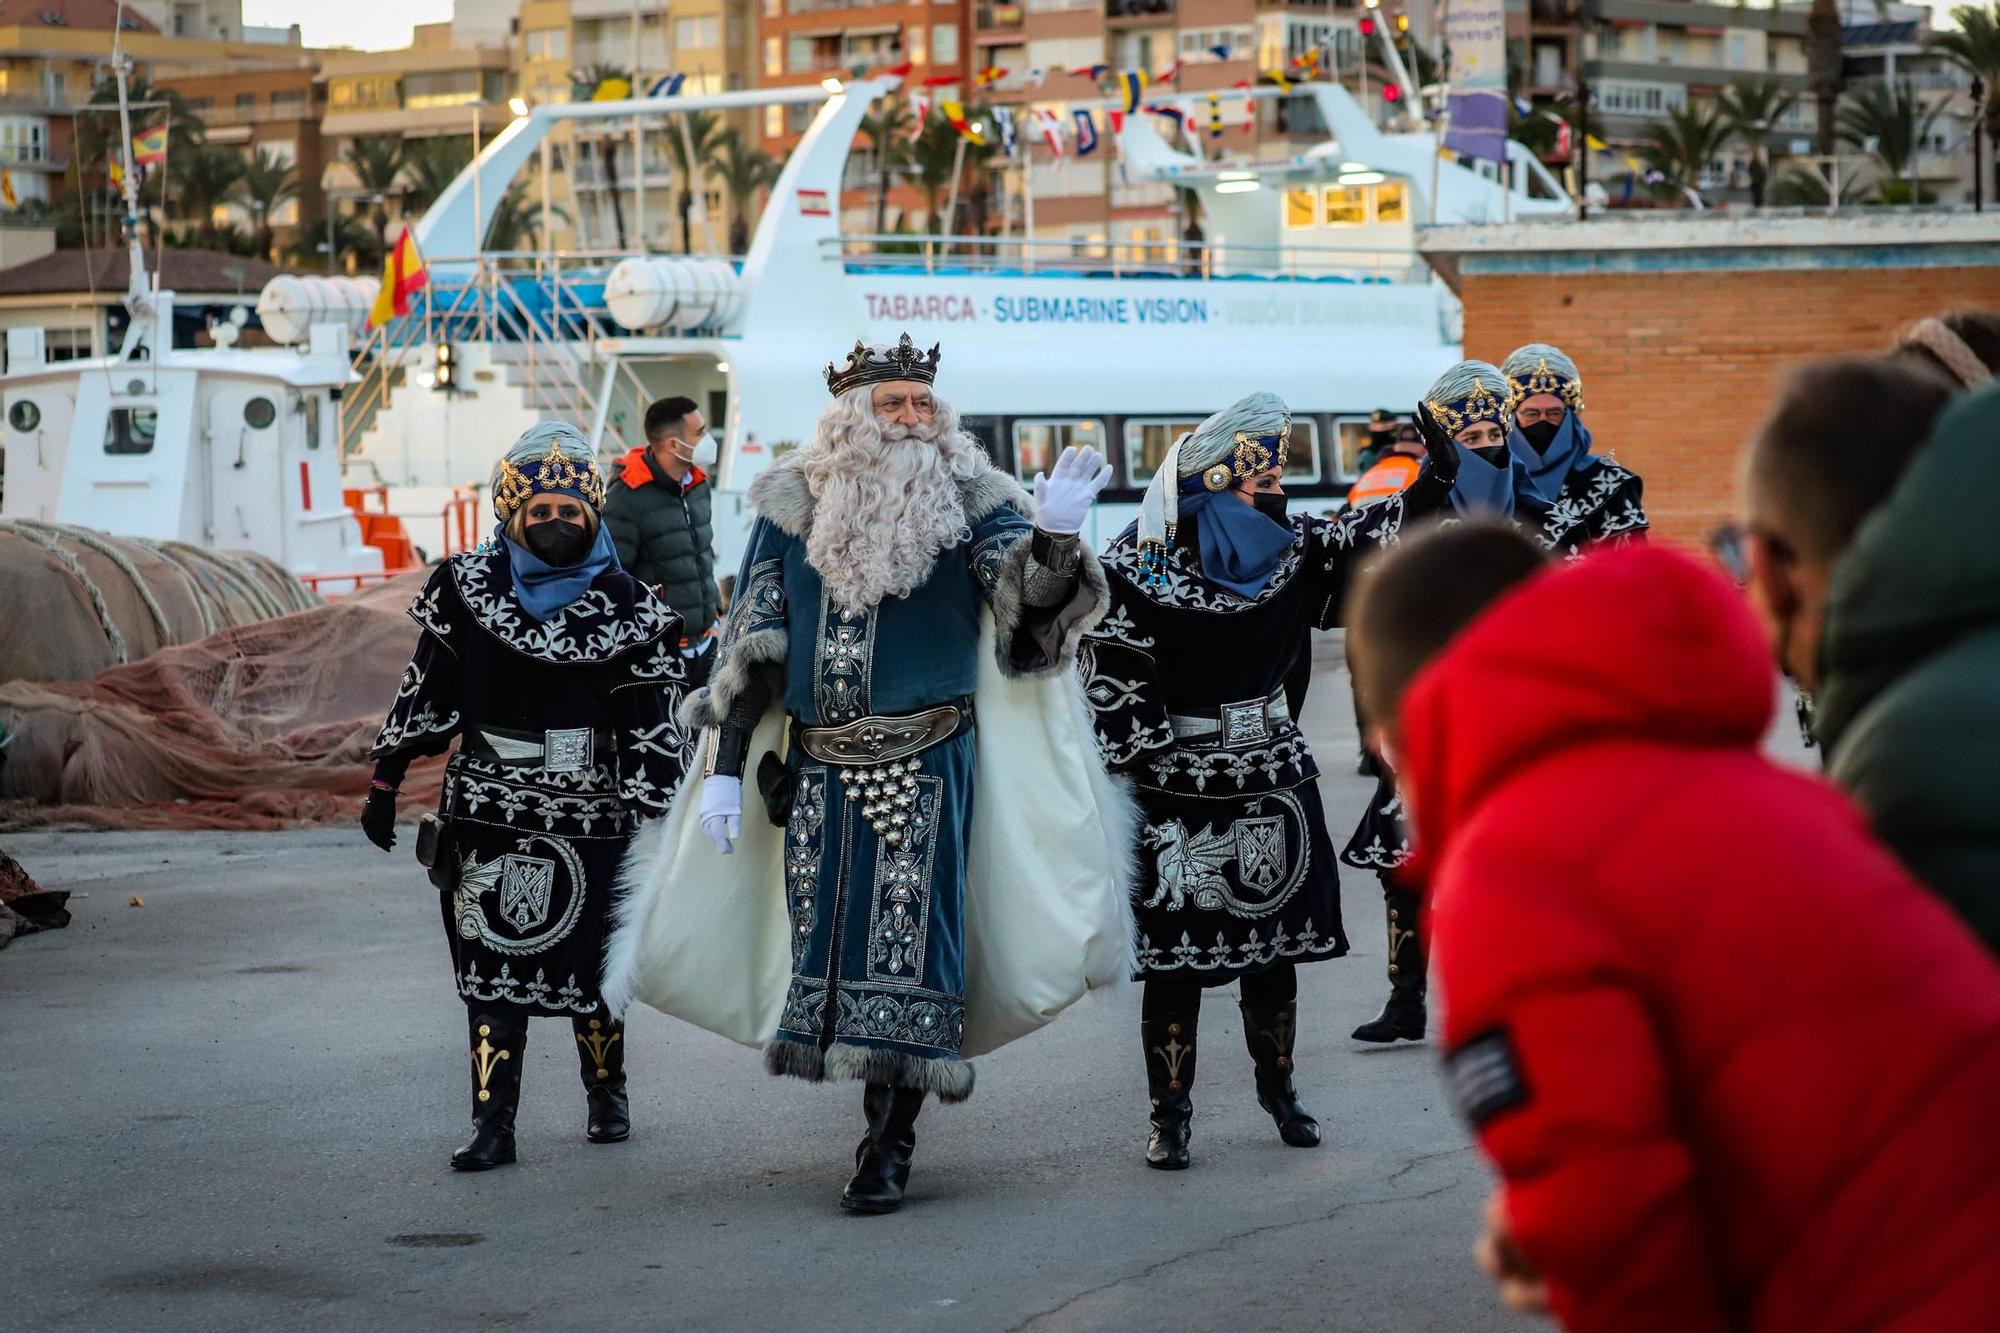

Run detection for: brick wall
[[1454, 265, 2000, 545]]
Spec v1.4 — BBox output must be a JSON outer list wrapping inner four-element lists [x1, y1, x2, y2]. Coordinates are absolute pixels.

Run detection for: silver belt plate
[[1218, 697, 1274, 750], [543, 727, 595, 773]]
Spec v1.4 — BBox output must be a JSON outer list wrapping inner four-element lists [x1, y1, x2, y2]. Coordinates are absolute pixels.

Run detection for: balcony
[[977, 2, 1023, 28], [1107, 0, 1174, 21]]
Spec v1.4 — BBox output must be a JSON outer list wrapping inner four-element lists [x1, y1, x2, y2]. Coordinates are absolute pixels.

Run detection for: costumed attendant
[[1501, 343, 1648, 551], [362, 422, 693, 1171], [1081, 391, 1461, 1170], [604, 335, 1134, 1215]]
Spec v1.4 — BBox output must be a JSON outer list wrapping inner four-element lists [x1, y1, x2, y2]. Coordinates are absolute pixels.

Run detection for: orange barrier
[[442, 486, 480, 558]]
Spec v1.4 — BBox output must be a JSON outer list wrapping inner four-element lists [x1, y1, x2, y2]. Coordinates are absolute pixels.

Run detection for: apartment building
[[0, 0, 303, 211], [154, 59, 323, 252], [1841, 9, 1974, 204]]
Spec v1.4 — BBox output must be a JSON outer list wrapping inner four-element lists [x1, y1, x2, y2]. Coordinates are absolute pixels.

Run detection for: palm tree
[[78, 74, 205, 176], [484, 182, 571, 252], [1930, 3, 2000, 209], [907, 107, 997, 235], [1838, 80, 1946, 202], [401, 135, 475, 215], [232, 147, 298, 259], [283, 208, 375, 270], [1768, 159, 1870, 207], [342, 137, 406, 256], [660, 108, 723, 253], [858, 96, 914, 234], [572, 65, 631, 249], [1717, 77, 1798, 206], [710, 128, 780, 254], [1643, 104, 1732, 206], [170, 145, 247, 248]]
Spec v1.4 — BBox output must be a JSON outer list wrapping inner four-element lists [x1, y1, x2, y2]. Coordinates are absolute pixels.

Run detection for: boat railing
[[822, 233, 1425, 283]]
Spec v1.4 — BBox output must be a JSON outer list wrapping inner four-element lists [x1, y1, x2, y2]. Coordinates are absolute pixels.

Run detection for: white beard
[[801, 397, 981, 612]]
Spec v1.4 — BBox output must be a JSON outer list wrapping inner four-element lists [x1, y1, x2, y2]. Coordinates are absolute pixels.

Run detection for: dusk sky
[[242, 0, 455, 52]]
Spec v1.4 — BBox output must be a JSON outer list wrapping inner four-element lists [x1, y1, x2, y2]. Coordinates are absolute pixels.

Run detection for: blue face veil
[[489, 420, 621, 621], [1422, 359, 1548, 519], [1501, 343, 1597, 505]]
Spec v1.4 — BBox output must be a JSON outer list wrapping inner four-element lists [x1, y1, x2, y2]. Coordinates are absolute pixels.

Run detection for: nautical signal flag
[[132, 126, 168, 166], [1, 168, 15, 209], [1117, 70, 1146, 113], [1033, 108, 1065, 156], [1207, 91, 1223, 139], [1072, 108, 1099, 156], [1069, 63, 1108, 80], [992, 106, 1018, 156], [920, 73, 964, 87], [1264, 70, 1294, 92], [590, 76, 633, 102], [647, 72, 686, 97], [940, 100, 985, 146], [1209, 43, 1233, 61], [974, 66, 1007, 87], [367, 227, 429, 330], [1153, 62, 1181, 83]]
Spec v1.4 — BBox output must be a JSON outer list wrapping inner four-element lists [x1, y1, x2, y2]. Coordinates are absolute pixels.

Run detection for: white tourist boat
[[3, 67, 1565, 585]]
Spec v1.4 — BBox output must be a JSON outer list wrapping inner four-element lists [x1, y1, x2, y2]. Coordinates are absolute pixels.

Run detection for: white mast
[[110, 2, 155, 353]]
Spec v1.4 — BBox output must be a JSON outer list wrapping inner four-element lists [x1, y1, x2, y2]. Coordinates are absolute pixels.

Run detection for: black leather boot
[[1351, 887, 1428, 1043], [451, 1009, 526, 1171], [1241, 1000, 1321, 1148], [842, 1081, 925, 1214], [1142, 1007, 1198, 1170], [572, 1013, 630, 1144]]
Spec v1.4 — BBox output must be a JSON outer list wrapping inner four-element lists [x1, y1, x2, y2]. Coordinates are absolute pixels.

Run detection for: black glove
[[1414, 401, 1461, 488], [362, 787, 398, 852]]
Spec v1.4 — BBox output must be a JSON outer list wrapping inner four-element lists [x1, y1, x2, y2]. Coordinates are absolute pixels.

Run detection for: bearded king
[[604, 334, 1136, 1214]]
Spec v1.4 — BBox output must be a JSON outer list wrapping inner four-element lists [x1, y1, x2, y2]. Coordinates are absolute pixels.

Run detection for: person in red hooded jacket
[[1346, 521, 2000, 1333]]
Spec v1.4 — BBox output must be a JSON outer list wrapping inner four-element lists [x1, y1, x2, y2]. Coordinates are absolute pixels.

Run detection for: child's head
[[1348, 520, 1550, 762]]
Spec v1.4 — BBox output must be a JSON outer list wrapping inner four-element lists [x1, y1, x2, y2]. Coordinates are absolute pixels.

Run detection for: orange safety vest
[[1346, 453, 1422, 508]]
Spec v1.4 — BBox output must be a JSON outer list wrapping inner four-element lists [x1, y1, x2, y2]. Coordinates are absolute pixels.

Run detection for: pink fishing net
[[0, 571, 444, 830]]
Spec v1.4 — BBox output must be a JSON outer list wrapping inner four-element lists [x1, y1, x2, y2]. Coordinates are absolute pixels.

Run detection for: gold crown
[[1425, 383, 1507, 436], [493, 436, 606, 519], [825, 333, 942, 397], [1502, 357, 1585, 418], [1200, 423, 1292, 492]]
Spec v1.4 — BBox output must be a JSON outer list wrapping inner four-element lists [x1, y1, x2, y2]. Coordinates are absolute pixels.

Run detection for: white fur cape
[[601, 596, 1137, 1061]]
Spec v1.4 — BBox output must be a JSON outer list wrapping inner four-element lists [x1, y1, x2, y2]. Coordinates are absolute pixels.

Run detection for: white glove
[[1032, 445, 1113, 536], [698, 775, 742, 856]]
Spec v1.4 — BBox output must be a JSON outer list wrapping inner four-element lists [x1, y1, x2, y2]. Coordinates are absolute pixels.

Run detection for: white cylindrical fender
[[256, 274, 384, 344]]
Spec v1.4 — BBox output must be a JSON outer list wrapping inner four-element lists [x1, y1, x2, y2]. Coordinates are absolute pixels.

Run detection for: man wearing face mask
[[1081, 391, 1461, 1170], [603, 395, 721, 685], [1500, 344, 1647, 553]]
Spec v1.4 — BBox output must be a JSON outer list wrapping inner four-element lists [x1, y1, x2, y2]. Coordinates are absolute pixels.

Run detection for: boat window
[[1123, 417, 1205, 484], [243, 396, 277, 430], [1330, 416, 1381, 482], [1323, 186, 1369, 226], [105, 406, 158, 455], [1011, 419, 1104, 482], [1283, 187, 1317, 230], [304, 394, 321, 449], [1374, 183, 1409, 223], [8, 399, 39, 432], [1283, 419, 1321, 485]]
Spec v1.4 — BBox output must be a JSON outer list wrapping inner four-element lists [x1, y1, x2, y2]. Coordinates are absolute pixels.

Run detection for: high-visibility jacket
[[1346, 451, 1423, 508]]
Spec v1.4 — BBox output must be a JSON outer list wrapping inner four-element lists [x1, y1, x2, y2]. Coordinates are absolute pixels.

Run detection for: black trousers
[[1144, 961, 1297, 1018]]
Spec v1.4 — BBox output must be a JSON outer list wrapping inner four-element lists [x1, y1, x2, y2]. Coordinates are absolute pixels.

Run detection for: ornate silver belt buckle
[[1218, 698, 1271, 750], [543, 727, 594, 773]]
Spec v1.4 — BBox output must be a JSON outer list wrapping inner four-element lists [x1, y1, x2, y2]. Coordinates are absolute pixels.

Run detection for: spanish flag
[[940, 100, 985, 146], [1118, 69, 1147, 113], [133, 126, 168, 166], [974, 66, 1007, 87], [2, 168, 17, 209], [367, 226, 428, 329]]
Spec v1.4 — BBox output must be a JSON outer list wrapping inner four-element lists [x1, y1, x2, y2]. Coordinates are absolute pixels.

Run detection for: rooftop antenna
[[110, 0, 155, 358]]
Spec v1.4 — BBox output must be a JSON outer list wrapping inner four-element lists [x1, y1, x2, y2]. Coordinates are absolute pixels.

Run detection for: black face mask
[[1251, 491, 1288, 525], [1471, 445, 1511, 466], [525, 518, 592, 566], [1520, 420, 1562, 453]]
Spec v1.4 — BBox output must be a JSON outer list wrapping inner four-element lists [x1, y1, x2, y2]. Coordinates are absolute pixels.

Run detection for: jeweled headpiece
[[1136, 391, 1293, 586], [825, 333, 942, 397], [1422, 360, 1513, 438], [1501, 343, 1586, 417], [491, 420, 606, 521]]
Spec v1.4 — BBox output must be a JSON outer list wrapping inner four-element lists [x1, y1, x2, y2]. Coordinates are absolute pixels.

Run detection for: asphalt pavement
[[1, 636, 1530, 1333]]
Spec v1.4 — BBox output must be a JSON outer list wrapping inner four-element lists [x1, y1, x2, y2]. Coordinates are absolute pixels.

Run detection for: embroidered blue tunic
[[687, 463, 1100, 1101]]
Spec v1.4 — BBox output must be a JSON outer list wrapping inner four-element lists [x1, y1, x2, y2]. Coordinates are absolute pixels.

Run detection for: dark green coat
[[1818, 383, 2000, 955], [602, 449, 719, 638]]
